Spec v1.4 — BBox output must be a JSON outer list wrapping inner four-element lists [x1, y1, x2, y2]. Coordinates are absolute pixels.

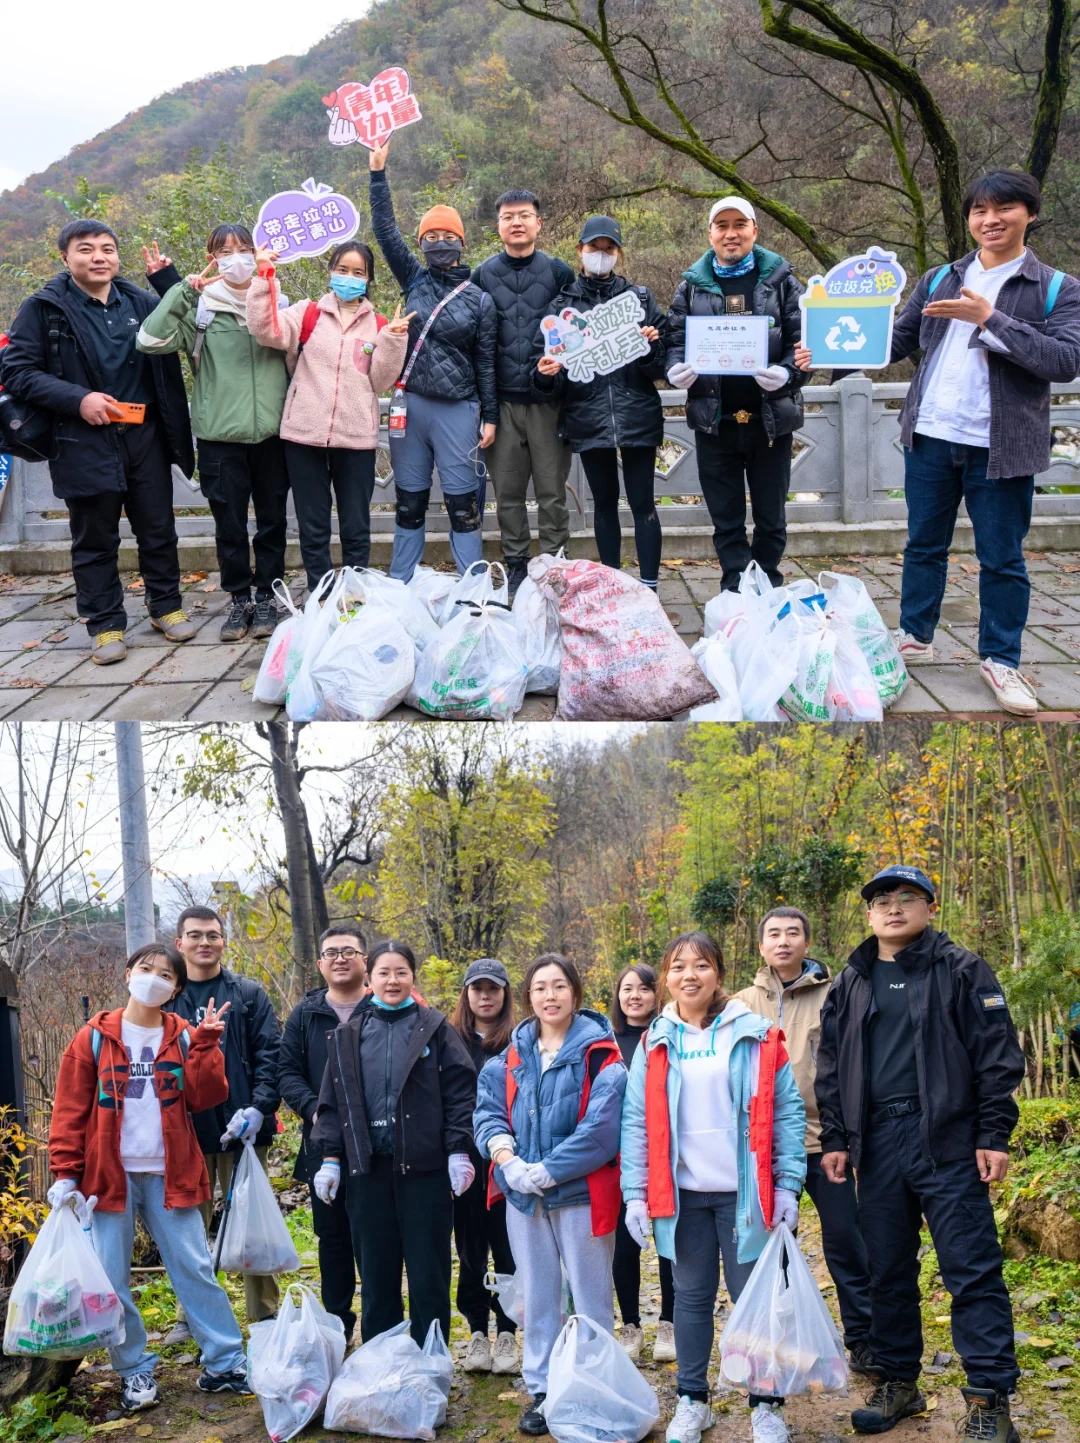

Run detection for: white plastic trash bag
[[309, 600, 414, 720], [253, 580, 302, 706], [688, 634, 741, 720], [248, 1283, 346, 1442], [484, 1271, 524, 1328], [719, 1222, 848, 1397], [408, 567, 457, 625], [285, 569, 367, 721], [820, 571, 908, 707], [3, 1200, 124, 1359], [438, 559, 509, 625], [542, 1314, 659, 1443], [353, 570, 441, 655], [781, 597, 837, 723], [324, 1319, 454, 1439], [512, 575, 562, 694], [827, 623, 884, 722], [217, 1138, 300, 1276], [407, 602, 528, 720], [706, 565, 795, 721]]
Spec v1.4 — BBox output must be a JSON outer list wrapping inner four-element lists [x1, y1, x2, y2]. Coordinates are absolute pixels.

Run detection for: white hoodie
[[667, 997, 750, 1194]]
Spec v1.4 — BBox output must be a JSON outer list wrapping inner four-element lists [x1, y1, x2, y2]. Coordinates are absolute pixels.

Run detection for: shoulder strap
[[191, 298, 215, 373], [44, 307, 63, 380], [927, 264, 952, 298], [1046, 270, 1065, 317], [400, 280, 472, 387], [298, 301, 321, 350]]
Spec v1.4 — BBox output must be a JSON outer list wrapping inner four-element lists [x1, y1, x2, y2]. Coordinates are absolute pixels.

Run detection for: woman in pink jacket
[[248, 241, 411, 591]]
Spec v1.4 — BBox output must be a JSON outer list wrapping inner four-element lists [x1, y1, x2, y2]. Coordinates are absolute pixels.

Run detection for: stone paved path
[[2, 552, 1079, 721]]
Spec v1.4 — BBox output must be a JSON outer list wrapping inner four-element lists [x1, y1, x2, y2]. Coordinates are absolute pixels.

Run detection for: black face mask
[[422, 237, 463, 269]]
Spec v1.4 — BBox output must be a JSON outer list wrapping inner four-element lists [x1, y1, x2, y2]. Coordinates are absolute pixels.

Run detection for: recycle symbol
[[825, 315, 868, 352]]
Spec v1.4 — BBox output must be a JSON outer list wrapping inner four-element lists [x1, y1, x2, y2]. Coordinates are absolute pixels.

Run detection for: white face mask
[[128, 971, 176, 1008], [217, 252, 256, 285], [582, 250, 617, 277]]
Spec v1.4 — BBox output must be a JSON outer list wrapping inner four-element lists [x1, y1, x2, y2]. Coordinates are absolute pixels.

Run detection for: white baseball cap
[[709, 196, 756, 225]]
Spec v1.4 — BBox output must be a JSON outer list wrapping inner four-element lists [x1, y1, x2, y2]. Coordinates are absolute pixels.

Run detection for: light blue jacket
[[473, 1008, 627, 1216], [620, 1001, 806, 1263]]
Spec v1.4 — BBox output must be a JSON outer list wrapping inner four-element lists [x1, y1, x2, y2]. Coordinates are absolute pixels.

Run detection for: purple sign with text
[[253, 178, 360, 264]]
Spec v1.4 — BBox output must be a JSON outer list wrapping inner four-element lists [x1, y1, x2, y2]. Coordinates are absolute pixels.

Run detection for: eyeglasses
[[531, 982, 571, 998], [183, 930, 223, 943], [500, 210, 537, 223], [869, 891, 927, 912], [322, 948, 362, 961]]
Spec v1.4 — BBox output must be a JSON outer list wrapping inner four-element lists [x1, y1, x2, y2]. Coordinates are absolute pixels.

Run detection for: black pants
[[856, 1113, 1018, 1391], [612, 1203, 674, 1326], [284, 441, 377, 593], [346, 1156, 452, 1346], [196, 436, 290, 600], [67, 414, 182, 636], [803, 1152, 872, 1347], [310, 1177, 358, 1339], [580, 446, 662, 585], [453, 1167, 517, 1336], [696, 423, 791, 589]]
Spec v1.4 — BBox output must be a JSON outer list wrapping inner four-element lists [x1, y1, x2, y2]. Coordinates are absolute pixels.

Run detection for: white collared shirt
[[915, 250, 1024, 448]]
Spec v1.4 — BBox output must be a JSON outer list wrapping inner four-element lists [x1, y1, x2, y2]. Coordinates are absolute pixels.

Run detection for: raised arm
[[368, 144, 424, 295]]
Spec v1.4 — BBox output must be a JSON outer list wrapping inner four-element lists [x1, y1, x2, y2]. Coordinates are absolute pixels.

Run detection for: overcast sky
[[1, 1, 365, 195]]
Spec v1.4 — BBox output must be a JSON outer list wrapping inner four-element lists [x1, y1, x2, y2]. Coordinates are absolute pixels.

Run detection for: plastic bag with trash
[[248, 1283, 346, 1442], [323, 1320, 454, 1439], [704, 564, 795, 721], [216, 1137, 301, 1276], [781, 594, 837, 722], [688, 634, 741, 720], [309, 599, 414, 720], [352, 570, 441, 655], [407, 602, 528, 721], [512, 574, 562, 694], [438, 560, 509, 626], [408, 567, 458, 626], [542, 1314, 659, 1443], [820, 571, 908, 707], [285, 569, 368, 721], [826, 622, 884, 722], [253, 580, 303, 706]]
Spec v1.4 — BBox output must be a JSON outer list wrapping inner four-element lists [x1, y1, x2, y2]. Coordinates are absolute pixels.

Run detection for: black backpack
[[0, 308, 63, 463]]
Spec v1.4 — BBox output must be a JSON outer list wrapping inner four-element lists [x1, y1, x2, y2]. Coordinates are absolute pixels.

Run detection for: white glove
[[499, 1153, 544, 1195], [75, 1194, 98, 1231], [313, 1159, 341, 1203], [624, 1199, 652, 1249], [220, 1106, 263, 1149], [448, 1153, 476, 1196], [771, 1187, 800, 1230], [47, 1179, 79, 1210], [667, 362, 698, 390], [526, 1162, 556, 1191], [755, 364, 790, 392]]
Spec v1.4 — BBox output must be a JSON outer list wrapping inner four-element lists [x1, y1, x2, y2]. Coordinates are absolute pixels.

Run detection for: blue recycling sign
[[799, 246, 908, 370]]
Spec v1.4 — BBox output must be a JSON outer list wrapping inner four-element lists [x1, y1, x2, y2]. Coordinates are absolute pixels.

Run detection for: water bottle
[[388, 382, 408, 434]]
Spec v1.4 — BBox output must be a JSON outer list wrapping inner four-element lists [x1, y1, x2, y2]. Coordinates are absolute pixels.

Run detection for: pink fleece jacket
[[247, 278, 408, 449]]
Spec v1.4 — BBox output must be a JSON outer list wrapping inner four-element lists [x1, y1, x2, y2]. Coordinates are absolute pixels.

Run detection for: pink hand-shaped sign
[[322, 68, 423, 150]]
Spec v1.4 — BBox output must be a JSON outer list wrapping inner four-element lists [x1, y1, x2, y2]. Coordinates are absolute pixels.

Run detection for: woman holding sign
[[533, 216, 668, 590], [665, 198, 809, 592], [367, 138, 499, 581]]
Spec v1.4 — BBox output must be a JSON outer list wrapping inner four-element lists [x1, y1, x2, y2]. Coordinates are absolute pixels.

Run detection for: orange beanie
[[417, 204, 465, 243]]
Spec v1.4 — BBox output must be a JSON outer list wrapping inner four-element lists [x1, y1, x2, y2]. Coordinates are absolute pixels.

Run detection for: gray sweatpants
[[505, 1200, 616, 1396]]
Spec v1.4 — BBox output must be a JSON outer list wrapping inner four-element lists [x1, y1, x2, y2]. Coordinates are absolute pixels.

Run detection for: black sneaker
[[219, 598, 254, 642], [506, 557, 530, 602], [519, 1392, 549, 1436], [197, 1367, 253, 1396], [848, 1341, 876, 1378], [960, 1388, 1020, 1443], [120, 1371, 160, 1412], [852, 1379, 926, 1434], [251, 596, 280, 639]]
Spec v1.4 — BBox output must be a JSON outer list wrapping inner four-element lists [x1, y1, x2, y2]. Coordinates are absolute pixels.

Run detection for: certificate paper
[[685, 315, 769, 375]]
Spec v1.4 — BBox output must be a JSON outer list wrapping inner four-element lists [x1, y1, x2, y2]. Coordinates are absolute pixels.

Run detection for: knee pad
[[445, 490, 482, 534], [394, 486, 430, 530]]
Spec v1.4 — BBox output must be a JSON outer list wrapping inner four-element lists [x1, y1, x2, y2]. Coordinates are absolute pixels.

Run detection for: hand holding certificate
[[685, 314, 769, 375]]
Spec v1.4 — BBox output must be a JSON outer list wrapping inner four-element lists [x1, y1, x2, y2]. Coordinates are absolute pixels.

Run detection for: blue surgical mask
[[330, 275, 368, 301]]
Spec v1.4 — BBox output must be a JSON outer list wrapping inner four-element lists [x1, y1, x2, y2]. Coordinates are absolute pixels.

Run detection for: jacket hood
[[748, 958, 831, 992], [683, 245, 790, 294], [844, 925, 955, 978], [299, 985, 370, 1015], [90, 1007, 190, 1044], [653, 996, 762, 1045], [510, 1006, 616, 1063]]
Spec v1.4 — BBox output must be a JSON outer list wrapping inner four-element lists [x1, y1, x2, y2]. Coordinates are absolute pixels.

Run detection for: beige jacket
[[736, 961, 832, 1153]]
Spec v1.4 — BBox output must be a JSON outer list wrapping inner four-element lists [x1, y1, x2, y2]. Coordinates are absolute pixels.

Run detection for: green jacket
[[136, 279, 287, 444]]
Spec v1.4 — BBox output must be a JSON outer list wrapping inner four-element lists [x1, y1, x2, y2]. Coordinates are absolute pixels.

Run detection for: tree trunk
[[1027, 0, 1073, 183], [265, 721, 319, 988], [995, 725, 1024, 970]]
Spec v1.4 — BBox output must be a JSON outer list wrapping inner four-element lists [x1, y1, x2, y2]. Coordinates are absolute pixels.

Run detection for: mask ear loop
[[468, 435, 487, 482]]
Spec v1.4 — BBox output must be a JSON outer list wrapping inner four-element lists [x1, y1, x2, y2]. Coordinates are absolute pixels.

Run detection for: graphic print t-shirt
[[180, 974, 229, 1139], [120, 1020, 166, 1173], [868, 960, 920, 1105]]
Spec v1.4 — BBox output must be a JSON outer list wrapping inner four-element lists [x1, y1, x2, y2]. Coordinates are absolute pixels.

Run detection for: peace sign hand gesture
[[143, 242, 172, 275], [186, 260, 219, 293], [386, 303, 417, 335], [197, 997, 231, 1035]]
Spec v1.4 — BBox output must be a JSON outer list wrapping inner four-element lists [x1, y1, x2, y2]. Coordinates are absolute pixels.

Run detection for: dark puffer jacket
[[666, 246, 806, 442], [530, 272, 667, 451], [278, 987, 370, 1182], [369, 170, 498, 424], [0, 268, 195, 500], [473, 249, 576, 403]]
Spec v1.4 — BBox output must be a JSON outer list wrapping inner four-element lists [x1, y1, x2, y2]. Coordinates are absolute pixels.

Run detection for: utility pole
[[114, 722, 156, 953]]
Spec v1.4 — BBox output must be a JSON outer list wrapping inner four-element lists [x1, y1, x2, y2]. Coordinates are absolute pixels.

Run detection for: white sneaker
[[620, 1322, 645, 1363], [892, 629, 934, 663], [492, 1330, 518, 1375], [751, 1402, 790, 1443], [666, 1396, 714, 1443], [463, 1331, 492, 1372], [653, 1319, 677, 1362], [980, 658, 1038, 716], [120, 1371, 160, 1412]]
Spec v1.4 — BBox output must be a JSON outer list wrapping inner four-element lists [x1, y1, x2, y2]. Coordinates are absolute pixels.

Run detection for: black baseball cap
[[463, 958, 510, 988], [861, 865, 936, 904], [579, 215, 623, 247]]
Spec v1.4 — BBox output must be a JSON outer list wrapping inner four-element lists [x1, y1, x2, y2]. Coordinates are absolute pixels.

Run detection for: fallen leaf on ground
[[91, 1423, 128, 1434], [21, 640, 40, 649], [960, 563, 978, 574], [933, 1315, 951, 1324], [44, 631, 69, 643], [10, 677, 45, 688], [126, 579, 146, 592], [1024, 1337, 1056, 1348], [1061, 564, 1080, 573], [135, 1427, 153, 1437], [181, 572, 208, 583], [1032, 1430, 1056, 1437], [240, 676, 256, 693]]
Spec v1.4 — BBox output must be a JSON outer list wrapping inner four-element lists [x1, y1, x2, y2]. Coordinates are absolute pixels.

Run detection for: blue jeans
[[900, 433, 1034, 668], [388, 393, 486, 581], [91, 1172, 245, 1379]]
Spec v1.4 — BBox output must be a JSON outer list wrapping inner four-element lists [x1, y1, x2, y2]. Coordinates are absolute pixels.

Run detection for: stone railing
[[3, 375, 1079, 546]]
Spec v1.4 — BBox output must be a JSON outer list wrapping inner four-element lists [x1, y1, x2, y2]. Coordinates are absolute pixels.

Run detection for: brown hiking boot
[[150, 609, 196, 642], [960, 1388, 1020, 1443], [851, 1378, 926, 1434], [90, 629, 127, 665]]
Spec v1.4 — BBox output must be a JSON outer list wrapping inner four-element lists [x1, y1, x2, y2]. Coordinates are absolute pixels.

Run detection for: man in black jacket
[[278, 925, 370, 1338], [473, 192, 575, 596], [0, 221, 196, 665], [665, 198, 809, 590], [816, 866, 1026, 1443], [162, 905, 282, 1337]]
